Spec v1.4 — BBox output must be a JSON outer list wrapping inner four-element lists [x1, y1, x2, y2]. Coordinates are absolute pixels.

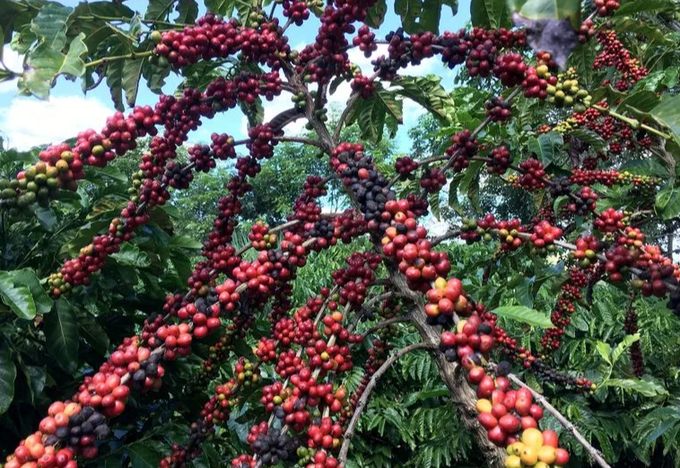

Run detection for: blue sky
[[0, 0, 471, 152]]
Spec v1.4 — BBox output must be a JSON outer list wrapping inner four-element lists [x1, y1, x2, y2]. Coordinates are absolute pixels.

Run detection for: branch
[[272, 135, 328, 151], [506, 374, 612, 468], [338, 342, 436, 465], [432, 229, 461, 246], [85, 51, 154, 68], [360, 315, 411, 338]]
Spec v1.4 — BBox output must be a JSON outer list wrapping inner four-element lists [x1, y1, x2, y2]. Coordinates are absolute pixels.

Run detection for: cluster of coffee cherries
[[447, 130, 478, 173], [546, 71, 592, 112], [486, 146, 513, 175], [486, 97, 513, 123], [573, 235, 601, 269], [529, 221, 563, 250], [595, 0, 620, 16], [420, 167, 447, 193], [594, 208, 625, 233], [249, 221, 278, 250], [517, 159, 547, 191], [541, 269, 587, 352], [439, 312, 494, 365], [394, 156, 419, 178], [624, 308, 645, 376], [595, 31, 648, 91]]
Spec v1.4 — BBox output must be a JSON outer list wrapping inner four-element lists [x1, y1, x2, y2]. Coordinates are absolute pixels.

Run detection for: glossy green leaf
[[145, 0, 176, 20], [0, 340, 16, 414], [122, 58, 145, 107], [30, 3, 71, 50], [507, 0, 580, 28], [528, 131, 563, 167], [596, 341, 612, 364], [110, 243, 151, 267], [11, 269, 53, 314], [471, 0, 509, 29], [568, 128, 606, 151], [618, 90, 660, 114], [129, 444, 161, 468], [75, 309, 109, 356], [605, 378, 669, 397], [0, 271, 36, 320], [491, 305, 553, 328], [205, 0, 236, 16], [567, 43, 595, 87], [651, 94, 680, 145], [447, 174, 463, 216], [22, 365, 46, 405], [617, 0, 677, 14], [364, 0, 387, 27], [395, 0, 458, 33], [105, 43, 126, 111], [394, 75, 455, 122], [44, 299, 79, 374], [612, 333, 640, 364], [655, 183, 680, 220], [169, 235, 203, 250], [175, 0, 199, 23]]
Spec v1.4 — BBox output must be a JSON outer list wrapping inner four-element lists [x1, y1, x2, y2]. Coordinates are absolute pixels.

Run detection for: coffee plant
[[1, 0, 680, 468]]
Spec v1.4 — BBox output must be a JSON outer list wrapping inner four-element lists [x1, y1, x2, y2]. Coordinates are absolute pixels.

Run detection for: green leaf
[[129, 445, 161, 468], [44, 300, 79, 374], [21, 43, 63, 99], [364, 0, 387, 27], [612, 333, 639, 364], [617, 0, 677, 14], [618, 90, 660, 114], [201, 443, 220, 468], [596, 341, 612, 364], [395, 0, 458, 33], [394, 75, 455, 123], [175, 0, 199, 23], [468, 172, 481, 215], [0, 271, 36, 320], [568, 128, 606, 151], [0, 340, 16, 414], [377, 87, 403, 125], [58, 33, 88, 78], [429, 191, 441, 220], [11, 269, 53, 315], [651, 95, 680, 145], [22, 365, 46, 405], [471, 0, 509, 29], [604, 378, 669, 397], [169, 235, 203, 250], [655, 183, 680, 220], [30, 3, 71, 50], [528, 131, 563, 167], [106, 44, 126, 111], [447, 175, 463, 216], [507, 0, 580, 29], [567, 42, 594, 87], [95, 165, 128, 182], [205, 0, 236, 16], [122, 58, 145, 107], [145, 0, 176, 20], [110, 243, 151, 267], [74, 309, 110, 356], [491, 305, 553, 328]]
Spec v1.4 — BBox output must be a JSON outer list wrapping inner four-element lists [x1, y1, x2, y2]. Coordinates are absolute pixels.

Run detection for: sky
[[0, 0, 471, 153]]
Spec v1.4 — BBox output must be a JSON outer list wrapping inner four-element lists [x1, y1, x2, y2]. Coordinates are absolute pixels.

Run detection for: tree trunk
[[388, 267, 507, 468]]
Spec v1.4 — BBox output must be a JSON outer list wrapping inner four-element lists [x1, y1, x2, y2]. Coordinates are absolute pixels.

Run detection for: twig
[[432, 229, 461, 246], [506, 374, 612, 468], [360, 316, 411, 338], [338, 342, 436, 465]]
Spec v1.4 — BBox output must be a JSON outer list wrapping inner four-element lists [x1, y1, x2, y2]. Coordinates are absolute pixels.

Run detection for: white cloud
[[0, 95, 113, 150], [0, 45, 24, 94]]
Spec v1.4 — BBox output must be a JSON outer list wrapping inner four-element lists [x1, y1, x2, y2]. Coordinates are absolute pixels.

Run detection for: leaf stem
[[592, 105, 672, 140], [85, 51, 154, 68]]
